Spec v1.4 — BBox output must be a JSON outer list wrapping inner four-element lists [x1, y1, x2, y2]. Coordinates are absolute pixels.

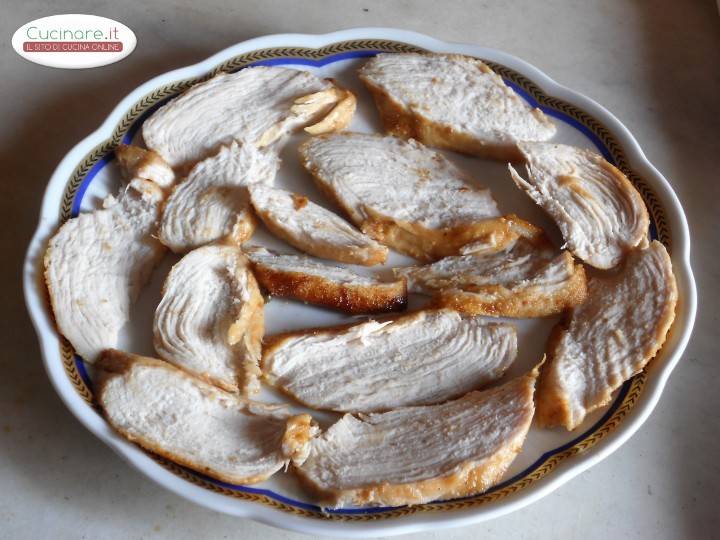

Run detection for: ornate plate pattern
[[24, 29, 696, 536]]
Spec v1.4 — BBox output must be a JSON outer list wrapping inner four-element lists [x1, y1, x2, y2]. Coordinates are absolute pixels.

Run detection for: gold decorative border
[[57, 39, 669, 520], [61, 338, 94, 406]]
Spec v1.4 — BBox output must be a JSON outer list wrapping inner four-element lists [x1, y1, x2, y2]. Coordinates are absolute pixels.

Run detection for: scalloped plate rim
[[23, 27, 697, 537]]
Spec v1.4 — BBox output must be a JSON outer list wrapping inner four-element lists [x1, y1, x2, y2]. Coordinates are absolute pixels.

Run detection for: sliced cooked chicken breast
[[436, 252, 587, 318], [159, 141, 278, 253], [537, 241, 677, 430], [296, 365, 539, 508], [153, 245, 264, 395], [359, 53, 556, 160], [97, 350, 317, 484], [142, 66, 354, 170], [249, 185, 387, 266], [396, 238, 587, 318], [294, 86, 356, 136], [509, 142, 650, 269], [262, 309, 517, 412], [397, 236, 555, 294], [299, 132, 536, 261], [246, 246, 406, 314], [115, 144, 175, 188], [44, 179, 165, 363]]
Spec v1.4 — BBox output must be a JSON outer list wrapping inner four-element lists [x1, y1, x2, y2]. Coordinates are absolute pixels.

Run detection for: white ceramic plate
[[24, 28, 696, 537]]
